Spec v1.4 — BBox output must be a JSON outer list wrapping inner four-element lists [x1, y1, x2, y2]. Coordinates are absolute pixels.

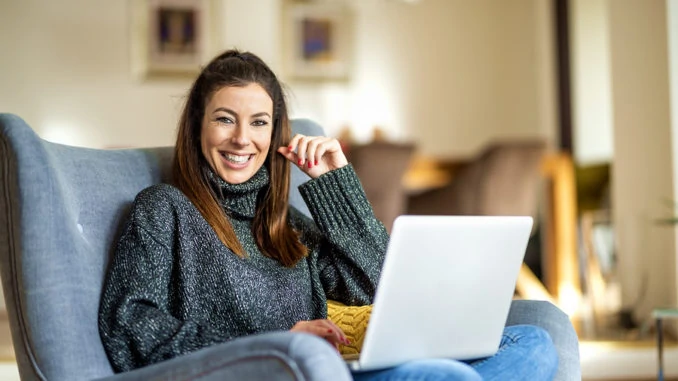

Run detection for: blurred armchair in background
[[347, 141, 416, 232], [406, 139, 554, 302], [343, 134, 581, 319], [406, 139, 546, 220]]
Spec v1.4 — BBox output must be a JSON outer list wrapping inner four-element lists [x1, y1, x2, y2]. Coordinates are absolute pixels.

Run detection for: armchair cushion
[[96, 332, 350, 381]]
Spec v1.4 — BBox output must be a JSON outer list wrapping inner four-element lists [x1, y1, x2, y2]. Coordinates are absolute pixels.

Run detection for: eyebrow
[[212, 107, 271, 118]]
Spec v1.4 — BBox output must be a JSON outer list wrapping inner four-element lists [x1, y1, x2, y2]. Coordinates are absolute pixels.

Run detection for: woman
[[98, 49, 558, 380]]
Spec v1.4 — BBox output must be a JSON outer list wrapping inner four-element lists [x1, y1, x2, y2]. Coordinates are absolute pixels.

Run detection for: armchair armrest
[[506, 300, 581, 381], [95, 332, 351, 381]]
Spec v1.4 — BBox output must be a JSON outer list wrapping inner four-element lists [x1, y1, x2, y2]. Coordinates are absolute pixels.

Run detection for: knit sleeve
[[98, 186, 226, 372], [298, 164, 389, 306]]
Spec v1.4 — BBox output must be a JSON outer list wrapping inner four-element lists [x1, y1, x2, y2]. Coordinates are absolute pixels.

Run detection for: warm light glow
[[516, 264, 557, 304], [559, 282, 582, 317], [40, 122, 86, 147], [350, 76, 401, 143], [579, 341, 607, 360]]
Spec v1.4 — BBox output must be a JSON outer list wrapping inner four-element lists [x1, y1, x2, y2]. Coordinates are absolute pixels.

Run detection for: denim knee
[[470, 324, 559, 380], [505, 324, 559, 378], [352, 358, 483, 381]]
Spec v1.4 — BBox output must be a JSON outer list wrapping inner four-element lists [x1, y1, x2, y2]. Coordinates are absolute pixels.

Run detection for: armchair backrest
[[407, 139, 546, 222], [0, 114, 321, 381], [348, 141, 415, 232]]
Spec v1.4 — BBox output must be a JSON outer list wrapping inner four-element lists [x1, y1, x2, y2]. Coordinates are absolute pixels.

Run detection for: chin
[[218, 170, 253, 185]]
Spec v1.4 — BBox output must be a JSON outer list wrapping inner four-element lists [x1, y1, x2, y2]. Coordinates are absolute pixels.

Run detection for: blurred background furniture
[[346, 136, 583, 313], [401, 155, 453, 194], [347, 141, 415, 232], [407, 139, 546, 220], [654, 308, 678, 381], [407, 140, 553, 299]]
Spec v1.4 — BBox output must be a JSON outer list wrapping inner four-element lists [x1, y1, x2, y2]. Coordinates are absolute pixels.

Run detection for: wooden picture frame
[[130, 0, 214, 80], [284, 3, 354, 81]]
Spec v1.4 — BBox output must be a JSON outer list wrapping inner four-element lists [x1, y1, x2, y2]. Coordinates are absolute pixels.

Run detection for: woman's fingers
[[287, 134, 303, 151], [280, 134, 348, 178], [294, 135, 315, 167], [305, 138, 319, 168], [286, 134, 328, 166], [324, 319, 350, 345], [276, 146, 295, 162], [311, 140, 332, 167], [313, 319, 347, 345], [289, 319, 350, 347]]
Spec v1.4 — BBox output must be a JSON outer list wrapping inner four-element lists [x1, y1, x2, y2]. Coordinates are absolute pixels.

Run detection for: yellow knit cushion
[[327, 300, 373, 355]]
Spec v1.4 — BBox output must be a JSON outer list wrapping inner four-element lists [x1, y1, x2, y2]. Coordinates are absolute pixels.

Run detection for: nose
[[231, 124, 251, 146]]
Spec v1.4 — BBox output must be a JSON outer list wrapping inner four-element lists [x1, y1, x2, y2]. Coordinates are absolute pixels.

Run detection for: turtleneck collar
[[206, 165, 270, 219]]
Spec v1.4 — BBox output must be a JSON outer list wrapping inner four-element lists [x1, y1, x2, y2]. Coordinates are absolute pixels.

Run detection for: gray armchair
[[0, 114, 580, 380], [0, 114, 351, 381]]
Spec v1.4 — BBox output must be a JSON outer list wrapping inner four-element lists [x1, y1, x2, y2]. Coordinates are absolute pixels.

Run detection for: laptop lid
[[356, 215, 533, 371]]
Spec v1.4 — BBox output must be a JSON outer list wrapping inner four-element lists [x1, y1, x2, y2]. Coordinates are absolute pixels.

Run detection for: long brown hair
[[173, 49, 307, 267]]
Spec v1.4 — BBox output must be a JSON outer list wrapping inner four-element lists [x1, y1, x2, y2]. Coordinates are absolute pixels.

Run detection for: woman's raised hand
[[289, 319, 350, 350], [277, 134, 348, 179]]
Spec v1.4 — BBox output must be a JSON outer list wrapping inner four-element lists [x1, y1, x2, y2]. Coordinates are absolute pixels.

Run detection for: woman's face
[[200, 83, 274, 184]]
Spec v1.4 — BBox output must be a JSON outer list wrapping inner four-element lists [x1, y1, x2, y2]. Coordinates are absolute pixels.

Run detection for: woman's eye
[[252, 120, 268, 127], [216, 117, 233, 124]]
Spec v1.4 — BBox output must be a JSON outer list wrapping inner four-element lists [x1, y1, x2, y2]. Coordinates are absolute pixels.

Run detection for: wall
[[0, 0, 557, 160], [668, 0, 678, 318], [609, 0, 677, 321], [0, 0, 191, 148], [570, 0, 614, 165], [286, 0, 557, 158], [221, 0, 281, 71]]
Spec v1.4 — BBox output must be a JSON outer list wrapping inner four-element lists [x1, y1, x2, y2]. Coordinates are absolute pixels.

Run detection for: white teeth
[[223, 153, 250, 164]]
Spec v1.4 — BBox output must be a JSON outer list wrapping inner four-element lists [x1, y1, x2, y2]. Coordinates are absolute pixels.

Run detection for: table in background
[[655, 308, 678, 381]]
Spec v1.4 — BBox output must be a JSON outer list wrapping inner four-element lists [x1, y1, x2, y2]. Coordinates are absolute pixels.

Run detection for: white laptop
[[346, 215, 533, 372]]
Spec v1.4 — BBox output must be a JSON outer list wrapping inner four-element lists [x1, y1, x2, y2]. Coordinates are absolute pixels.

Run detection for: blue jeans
[[351, 325, 558, 381]]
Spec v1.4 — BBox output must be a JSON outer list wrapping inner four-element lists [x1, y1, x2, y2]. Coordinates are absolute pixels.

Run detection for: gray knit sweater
[[98, 164, 388, 372]]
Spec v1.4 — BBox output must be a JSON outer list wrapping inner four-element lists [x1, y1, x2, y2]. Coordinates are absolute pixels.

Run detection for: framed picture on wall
[[130, 0, 216, 80], [284, 3, 354, 81]]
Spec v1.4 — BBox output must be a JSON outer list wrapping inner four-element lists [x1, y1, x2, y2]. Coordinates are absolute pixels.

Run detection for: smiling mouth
[[220, 152, 253, 164]]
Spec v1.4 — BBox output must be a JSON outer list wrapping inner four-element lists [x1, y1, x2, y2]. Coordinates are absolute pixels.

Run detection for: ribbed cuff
[[298, 165, 373, 232]]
